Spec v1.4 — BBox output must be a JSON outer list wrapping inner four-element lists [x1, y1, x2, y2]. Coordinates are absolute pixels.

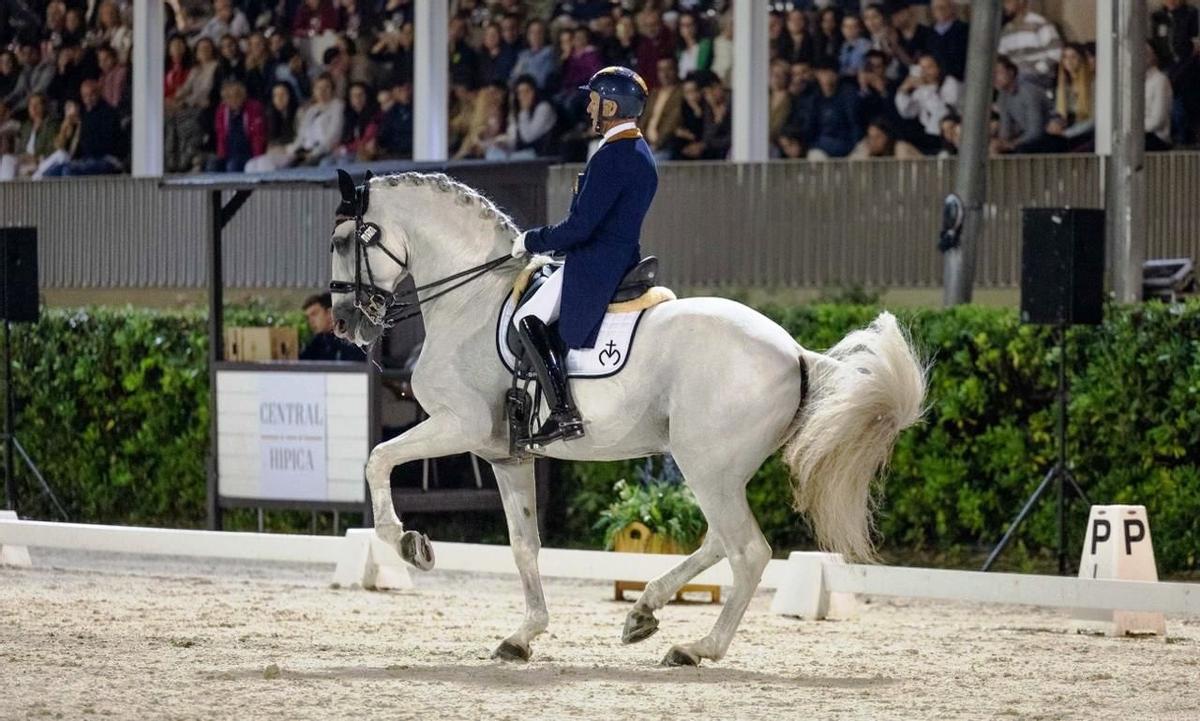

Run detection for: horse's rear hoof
[[399, 531, 435, 571], [492, 639, 531, 662], [660, 645, 701, 667], [622, 608, 659, 644]]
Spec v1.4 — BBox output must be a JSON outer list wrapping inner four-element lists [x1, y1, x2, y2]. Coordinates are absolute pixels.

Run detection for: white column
[[731, 0, 768, 162], [413, 0, 448, 161], [1094, 0, 1113, 156], [131, 0, 164, 176]]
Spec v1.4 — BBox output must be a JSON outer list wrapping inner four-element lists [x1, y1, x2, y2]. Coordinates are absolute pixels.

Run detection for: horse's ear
[[336, 169, 355, 203]]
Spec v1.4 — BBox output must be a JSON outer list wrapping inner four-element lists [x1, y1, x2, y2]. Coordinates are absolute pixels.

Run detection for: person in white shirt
[[486, 75, 557, 160], [1145, 41, 1175, 150], [894, 54, 960, 150], [246, 74, 344, 171]]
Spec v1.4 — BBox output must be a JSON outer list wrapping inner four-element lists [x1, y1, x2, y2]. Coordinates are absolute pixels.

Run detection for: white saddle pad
[[496, 295, 647, 378]]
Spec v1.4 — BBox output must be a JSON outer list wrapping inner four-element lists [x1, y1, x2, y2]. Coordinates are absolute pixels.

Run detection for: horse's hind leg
[[622, 534, 724, 644], [660, 479, 771, 666], [489, 459, 548, 662]]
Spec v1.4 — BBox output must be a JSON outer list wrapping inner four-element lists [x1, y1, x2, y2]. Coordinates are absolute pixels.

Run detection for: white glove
[[511, 231, 528, 259]]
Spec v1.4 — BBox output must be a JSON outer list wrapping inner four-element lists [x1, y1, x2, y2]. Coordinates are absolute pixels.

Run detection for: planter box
[[611, 521, 720, 604]]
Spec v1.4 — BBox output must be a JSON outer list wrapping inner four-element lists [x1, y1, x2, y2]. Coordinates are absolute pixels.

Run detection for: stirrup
[[519, 411, 585, 449]]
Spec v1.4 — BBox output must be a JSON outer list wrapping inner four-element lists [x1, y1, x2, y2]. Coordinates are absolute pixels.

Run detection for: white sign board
[[258, 373, 327, 501], [217, 369, 369, 504], [1074, 504, 1166, 636]]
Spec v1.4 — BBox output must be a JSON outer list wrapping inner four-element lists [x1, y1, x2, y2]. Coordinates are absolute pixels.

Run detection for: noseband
[[329, 169, 515, 329]]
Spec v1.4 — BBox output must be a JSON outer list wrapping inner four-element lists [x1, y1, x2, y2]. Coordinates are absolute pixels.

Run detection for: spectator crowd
[[1, 0, 1198, 180]]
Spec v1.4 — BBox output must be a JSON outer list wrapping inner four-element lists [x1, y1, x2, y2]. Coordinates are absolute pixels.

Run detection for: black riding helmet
[[580, 66, 648, 133]]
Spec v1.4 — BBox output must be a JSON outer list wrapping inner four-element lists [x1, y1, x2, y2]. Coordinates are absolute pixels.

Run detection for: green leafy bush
[[594, 460, 706, 551]]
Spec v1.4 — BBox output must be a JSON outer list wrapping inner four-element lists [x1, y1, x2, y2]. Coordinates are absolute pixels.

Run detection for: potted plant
[[595, 458, 719, 603]]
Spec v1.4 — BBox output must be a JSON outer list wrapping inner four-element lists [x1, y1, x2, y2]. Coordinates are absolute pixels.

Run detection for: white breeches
[[512, 265, 564, 327]]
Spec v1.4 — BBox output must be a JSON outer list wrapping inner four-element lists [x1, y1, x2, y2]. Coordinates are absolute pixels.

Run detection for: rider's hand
[[511, 231, 528, 259]]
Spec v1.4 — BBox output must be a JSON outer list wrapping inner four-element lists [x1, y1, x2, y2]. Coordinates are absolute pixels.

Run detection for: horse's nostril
[[335, 318, 347, 333]]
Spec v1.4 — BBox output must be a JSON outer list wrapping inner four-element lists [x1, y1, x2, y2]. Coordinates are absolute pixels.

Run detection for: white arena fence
[[2, 515, 1198, 623]]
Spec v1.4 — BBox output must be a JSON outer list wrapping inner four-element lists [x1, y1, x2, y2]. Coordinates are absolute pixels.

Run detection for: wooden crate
[[611, 521, 720, 604], [224, 327, 299, 361]]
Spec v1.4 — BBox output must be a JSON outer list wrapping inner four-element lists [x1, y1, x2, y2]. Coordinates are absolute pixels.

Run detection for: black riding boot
[[516, 316, 585, 447]]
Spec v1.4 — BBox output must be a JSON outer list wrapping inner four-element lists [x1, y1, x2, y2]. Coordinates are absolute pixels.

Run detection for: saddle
[[500, 256, 675, 457]]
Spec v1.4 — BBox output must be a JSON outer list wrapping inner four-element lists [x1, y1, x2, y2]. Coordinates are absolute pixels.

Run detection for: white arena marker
[[0, 510, 31, 567], [1073, 505, 1166, 636], [331, 529, 412, 591], [769, 551, 858, 620]]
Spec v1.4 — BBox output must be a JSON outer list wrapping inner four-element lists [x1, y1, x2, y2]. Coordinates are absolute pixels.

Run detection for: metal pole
[[413, 0, 448, 161], [207, 191, 223, 530], [1106, 0, 1146, 303], [731, 0, 769, 162], [943, 0, 1002, 306], [4, 316, 15, 513]]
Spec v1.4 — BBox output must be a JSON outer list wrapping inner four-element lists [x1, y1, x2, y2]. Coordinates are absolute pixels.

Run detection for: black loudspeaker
[[1020, 208, 1105, 326], [0, 227, 39, 323]]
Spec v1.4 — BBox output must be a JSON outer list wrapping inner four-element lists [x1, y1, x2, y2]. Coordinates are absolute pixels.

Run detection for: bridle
[[329, 169, 515, 328]]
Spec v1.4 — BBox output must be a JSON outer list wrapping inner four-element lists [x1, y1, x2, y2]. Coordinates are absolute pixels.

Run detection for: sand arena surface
[[1, 549, 1198, 721]]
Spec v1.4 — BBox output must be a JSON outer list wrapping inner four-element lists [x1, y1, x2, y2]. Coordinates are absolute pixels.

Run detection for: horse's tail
[[781, 311, 927, 562]]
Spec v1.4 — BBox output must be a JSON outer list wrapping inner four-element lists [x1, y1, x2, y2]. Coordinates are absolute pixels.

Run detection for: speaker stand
[[982, 324, 1089, 574], [3, 315, 68, 520]]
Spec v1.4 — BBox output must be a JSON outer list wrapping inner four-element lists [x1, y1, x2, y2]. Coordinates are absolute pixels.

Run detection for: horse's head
[[328, 169, 409, 347]]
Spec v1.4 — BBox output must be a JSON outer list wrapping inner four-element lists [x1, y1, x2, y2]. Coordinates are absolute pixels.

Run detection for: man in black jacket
[[927, 0, 969, 80], [300, 293, 367, 361], [44, 79, 121, 176]]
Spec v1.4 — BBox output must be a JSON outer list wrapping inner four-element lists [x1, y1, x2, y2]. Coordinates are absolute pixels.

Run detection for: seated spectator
[[891, 1, 933, 68], [1046, 43, 1094, 146], [198, 0, 250, 44], [777, 122, 807, 160], [95, 46, 127, 111], [838, 15, 871, 78], [1150, 0, 1199, 144], [242, 33, 275, 103], [676, 11, 713, 79], [997, 0, 1063, 89], [370, 20, 414, 89], [165, 36, 218, 172], [607, 14, 639, 69], [768, 59, 792, 146], [322, 45, 350, 99], [511, 19, 556, 90], [641, 57, 683, 161], [862, 4, 907, 75], [634, 8, 675, 89], [695, 72, 731, 160], [0, 52, 19, 103], [1145, 42, 1175, 151], [90, 1, 133, 63], [452, 82, 506, 159], [939, 112, 961, 156], [322, 81, 379, 165], [805, 60, 861, 159], [5, 43, 55, 113], [259, 81, 299, 159], [856, 50, 897, 129], [1, 94, 58, 179], [711, 10, 733, 85], [786, 61, 818, 134], [927, 0, 969, 80], [62, 9, 86, 48], [43, 79, 122, 176], [670, 72, 706, 160], [372, 81, 413, 159], [0, 101, 19, 179], [208, 79, 266, 172], [448, 13, 479, 89], [990, 55, 1051, 154], [33, 99, 79, 179], [894, 54, 959, 153], [780, 9, 815, 65], [486, 74, 555, 159], [813, 8, 843, 70], [769, 11, 788, 62], [293, 0, 340, 37], [850, 117, 923, 159], [559, 27, 603, 104], [300, 293, 366, 362], [164, 35, 192, 104], [46, 45, 85, 107], [479, 21, 518, 86], [246, 72, 343, 170]]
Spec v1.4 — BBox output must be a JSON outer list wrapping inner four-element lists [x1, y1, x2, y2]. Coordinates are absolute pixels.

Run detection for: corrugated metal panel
[[2, 155, 1197, 289]]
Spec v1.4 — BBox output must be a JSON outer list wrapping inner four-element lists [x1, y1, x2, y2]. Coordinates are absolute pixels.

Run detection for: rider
[[510, 66, 658, 448]]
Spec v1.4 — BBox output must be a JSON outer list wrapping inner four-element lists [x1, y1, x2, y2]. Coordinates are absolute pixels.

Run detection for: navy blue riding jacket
[[523, 130, 658, 349]]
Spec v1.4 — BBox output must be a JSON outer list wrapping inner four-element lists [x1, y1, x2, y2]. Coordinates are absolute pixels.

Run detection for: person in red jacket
[[208, 79, 266, 172], [292, 0, 340, 37]]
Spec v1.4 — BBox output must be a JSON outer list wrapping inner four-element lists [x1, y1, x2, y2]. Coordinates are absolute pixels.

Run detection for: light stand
[[981, 323, 1088, 574]]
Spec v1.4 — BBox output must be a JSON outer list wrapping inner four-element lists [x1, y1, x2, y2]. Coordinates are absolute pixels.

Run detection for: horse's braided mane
[[373, 171, 519, 237]]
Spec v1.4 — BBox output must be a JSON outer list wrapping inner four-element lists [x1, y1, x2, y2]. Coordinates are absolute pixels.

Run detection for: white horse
[[329, 171, 926, 666]]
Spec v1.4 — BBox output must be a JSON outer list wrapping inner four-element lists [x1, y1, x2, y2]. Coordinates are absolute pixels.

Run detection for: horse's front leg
[[489, 459, 548, 662], [365, 413, 475, 570]]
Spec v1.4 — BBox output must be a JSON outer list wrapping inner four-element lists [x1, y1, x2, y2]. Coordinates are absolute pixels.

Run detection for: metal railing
[[2, 154, 1197, 290]]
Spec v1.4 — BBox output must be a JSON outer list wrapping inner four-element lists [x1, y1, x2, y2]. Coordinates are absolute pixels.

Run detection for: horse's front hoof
[[622, 608, 659, 644], [492, 639, 531, 662], [399, 531, 435, 571], [660, 645, 701, 667]]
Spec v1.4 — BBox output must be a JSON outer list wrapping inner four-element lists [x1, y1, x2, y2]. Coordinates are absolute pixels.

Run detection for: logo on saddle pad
[[598, 340, 621, 367], [496, 297, 645, 379]]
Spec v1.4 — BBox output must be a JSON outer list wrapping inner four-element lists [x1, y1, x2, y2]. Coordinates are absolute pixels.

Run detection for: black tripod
[[981, 324, 1088, 574], [1, 237, 66, 520]]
